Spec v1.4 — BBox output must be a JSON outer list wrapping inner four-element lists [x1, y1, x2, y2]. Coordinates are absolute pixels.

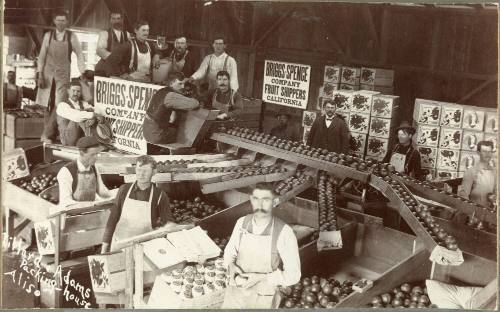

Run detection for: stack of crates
[[414, 99, 497, 181], [3, 111, 44, 151]]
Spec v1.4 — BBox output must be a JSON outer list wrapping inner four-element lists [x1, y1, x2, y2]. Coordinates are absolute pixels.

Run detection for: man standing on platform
[[189, 35, 238, 92], [222, 183, 301, 309], [142, 71, 199, 144], [36, 10, 86, 144], [101, 155, 194, 253], [95, 11, 131, 76], [459, 140, 497, 207], [306, 100, 350, 153]]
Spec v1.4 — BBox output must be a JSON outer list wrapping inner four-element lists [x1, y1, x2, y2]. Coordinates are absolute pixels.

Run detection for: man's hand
[[240, 272, 266, 289], [228, 262, 244, 285]]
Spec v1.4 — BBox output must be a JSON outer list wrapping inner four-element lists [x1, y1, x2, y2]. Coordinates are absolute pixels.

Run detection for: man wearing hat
[[56, 136, 115, 214], [56, 78, 99, 146], [382, 121, 423, 179], [270, 111, 300, 142]]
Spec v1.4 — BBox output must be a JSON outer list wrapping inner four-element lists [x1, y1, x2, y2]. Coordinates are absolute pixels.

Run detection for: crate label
[[350, 132, 368, 154], [440, 105, 463, 128], [340, 67, 360, 85], [2, 148, 30, 181], [484, 110, 498, 133], [459, 151, 480, 172], [437, 149, 460, 171], [349, 113, 370, 134], [462, 109, 485, 131], [332, 90, 353, 112], [417, 125, 440, 147], [324, 65, 342, 83], [439, 128, 462, 150], [366, 136, 389, 157], [418, 146, 437, 169], [369, 117, 393, 138], [461, 130, 484, 151], [484, 133, 497, 152], [371, 95, 398, 118], [415, 101, 441, 125], [351, 92, 373, 113]]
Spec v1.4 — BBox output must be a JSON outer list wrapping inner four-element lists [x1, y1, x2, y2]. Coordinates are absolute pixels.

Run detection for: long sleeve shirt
[[57, 159, 115, 209], [37, 30, 86, 74], [458, 162, 496, 206], [102, 183, 173, 244], [223, 216, 301, 288], [191, 52, 239, 91], [164, 92, 200, 110], [56, 99, 94, 122], [96, 29, 131, 60]]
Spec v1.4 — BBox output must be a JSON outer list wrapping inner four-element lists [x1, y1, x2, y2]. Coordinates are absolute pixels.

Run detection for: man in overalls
[[382, 121, 424, 180], [459, 140, 497, 206], [56, 136, 115, 216], [143, 71, 199, 144], [189, 35, 239, 92], [36, 10, 86, 144], [206, 70, 243, 120], [56, 79, 97, 146], [100, 155, 194, 253], [222, 183, 301, 309], [95, 11, 131, 76]]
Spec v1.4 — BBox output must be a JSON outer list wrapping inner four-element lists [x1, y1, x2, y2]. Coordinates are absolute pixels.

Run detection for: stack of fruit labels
[[317, 171, 342, 251], [359, 67, 395, 94], [143, 238, 185, 270], [167, 226, 222, 264], [414, 99, 498, 181]]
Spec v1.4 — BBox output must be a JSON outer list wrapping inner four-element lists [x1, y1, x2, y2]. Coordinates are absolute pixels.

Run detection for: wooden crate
[[459, 151, 480, 172], [332, 90, 354, 112], [416, 125, 440, 148], [348, 113, 371, 134], [324, 65, 342, 84], [366, 136, 389, 160], [461, 130, 484, 151], [4, 113, 45, 138], [371, 94, 400, 119], [340, 84, 360, 91], [484, 109, 498, 134], [4, 135, 42, 151], [462, 108, 485, 131], [437, 148, 460, 171], [435, 170, 459, 180], [360, 67, 394, 86], [369, 116, 395, 139], [439, 127, 463, 150], [340, 67, 361, 85], [413, 99, 441, 126], [440, 103, 464, 128], [360, 84, 394, 94], [351, 91, 380, 114], [350, 132, 368, 156], [417, 146, 437, 169]]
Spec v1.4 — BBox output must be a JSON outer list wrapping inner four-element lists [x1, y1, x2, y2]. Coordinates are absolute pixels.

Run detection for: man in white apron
[[207, 70, 243, 120], [56, 79, 97, 146], [56, 137, 116, 217], [382, 121, 424, 180], [189, 36, 239, 92], [36, 10, 85, 144], [459, 141, 497, 207], [222, 183, 301, 309], [100, 155, 194, 253]]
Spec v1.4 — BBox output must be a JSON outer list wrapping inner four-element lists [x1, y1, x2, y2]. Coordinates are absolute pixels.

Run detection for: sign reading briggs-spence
[[262, 60, 311, 110], [94, 77, 163, 154]]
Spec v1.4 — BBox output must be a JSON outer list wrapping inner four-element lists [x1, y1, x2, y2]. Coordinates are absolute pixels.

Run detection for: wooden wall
[[5, 1, 498, 125]]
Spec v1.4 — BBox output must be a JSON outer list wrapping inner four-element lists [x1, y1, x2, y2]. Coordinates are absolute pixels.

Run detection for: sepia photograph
[[1, 0, 498, 309]]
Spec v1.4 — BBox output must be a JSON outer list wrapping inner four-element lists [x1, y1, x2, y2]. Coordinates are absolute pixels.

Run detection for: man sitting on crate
[[101, 155, 194, 253], [222, 182, 301, 309], [56, 78, 101, 146]]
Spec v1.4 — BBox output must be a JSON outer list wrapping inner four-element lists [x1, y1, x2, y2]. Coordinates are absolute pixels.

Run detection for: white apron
[[110, 183, 153, 252], [390, 152, 407, 173], [221, 218, 281, 309], [129, 41, 151, 81], [469, 167, 496, 207], [212, 89, 234, 115], [36, 31, 71, 108]]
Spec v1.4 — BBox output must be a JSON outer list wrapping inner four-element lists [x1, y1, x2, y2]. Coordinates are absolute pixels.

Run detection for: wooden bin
[[4, 135, 43, 151], [4, 113, 45, 138]]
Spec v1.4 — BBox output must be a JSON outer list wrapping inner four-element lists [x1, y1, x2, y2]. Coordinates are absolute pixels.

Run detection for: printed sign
[[262, 60, 311, 109], [2, 148, 29, 181], [94, 77, 163, 154]]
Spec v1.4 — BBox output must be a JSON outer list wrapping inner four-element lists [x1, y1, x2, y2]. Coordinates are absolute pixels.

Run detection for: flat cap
[[76, 136, 101, 149]]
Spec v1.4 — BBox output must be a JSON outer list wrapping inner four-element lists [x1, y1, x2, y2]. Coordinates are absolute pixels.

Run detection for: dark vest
[[49, 30, 73, 61], [64, 161, 97, 193], [106, 28, 128, 52], [146, 87, 175, 129]]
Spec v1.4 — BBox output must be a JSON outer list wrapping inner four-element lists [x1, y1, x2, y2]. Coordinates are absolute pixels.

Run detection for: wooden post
[[133, 244, 144, 307], [124, 247, 134, 308], [246, 51, 256, 97], [54, 216, 62, 308]]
